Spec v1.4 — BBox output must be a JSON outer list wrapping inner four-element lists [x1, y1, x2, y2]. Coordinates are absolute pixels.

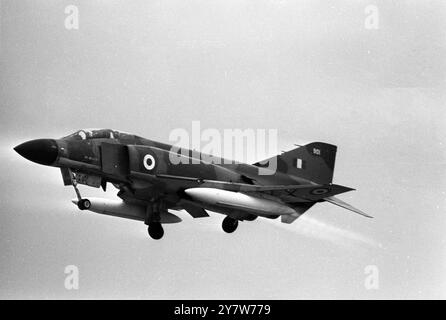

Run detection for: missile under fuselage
[[184, 188, 296, 217]]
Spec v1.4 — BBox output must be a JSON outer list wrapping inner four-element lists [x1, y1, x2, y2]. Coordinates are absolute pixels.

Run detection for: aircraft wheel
[[222, 216, 238, 233], [148, 222, 164, 240], [244, 214, 258, 221], [77, 199, 91, 210]]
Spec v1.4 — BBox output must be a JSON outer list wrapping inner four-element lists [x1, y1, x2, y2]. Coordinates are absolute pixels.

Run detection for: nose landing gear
[[67, 169, 91, 211], [77, 198, 91, 210]]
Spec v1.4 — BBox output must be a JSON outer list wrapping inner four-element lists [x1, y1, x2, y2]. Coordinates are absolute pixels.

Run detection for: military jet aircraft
[[14, 128, 370, 240]]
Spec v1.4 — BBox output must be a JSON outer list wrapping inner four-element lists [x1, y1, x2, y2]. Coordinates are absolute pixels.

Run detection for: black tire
[[148, 223, 164, 240], [222, 216, 238, 233], [244, 214, 258, 221], [77, 199, 91, 210]]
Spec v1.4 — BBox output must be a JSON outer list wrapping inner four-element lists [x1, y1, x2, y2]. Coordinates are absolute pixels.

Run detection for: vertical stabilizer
[[254, 142, 337, 184]]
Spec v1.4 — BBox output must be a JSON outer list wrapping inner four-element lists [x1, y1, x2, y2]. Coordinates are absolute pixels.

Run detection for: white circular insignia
[[143, 154, 156, 171]]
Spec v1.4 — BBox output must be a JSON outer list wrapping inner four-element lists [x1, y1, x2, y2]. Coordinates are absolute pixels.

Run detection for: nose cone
[[14, 139, 58, 165]]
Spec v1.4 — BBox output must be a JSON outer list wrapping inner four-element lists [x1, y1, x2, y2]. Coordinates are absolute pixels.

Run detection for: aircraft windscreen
[[62, 129, 130, 140]]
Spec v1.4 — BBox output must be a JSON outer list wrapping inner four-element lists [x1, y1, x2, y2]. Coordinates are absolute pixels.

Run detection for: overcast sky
[[0, 0, 445, 299]]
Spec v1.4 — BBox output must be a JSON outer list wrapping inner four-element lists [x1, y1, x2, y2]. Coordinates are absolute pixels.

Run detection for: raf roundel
[[143, 154, 156, 171], [310, 187, 330, 195]]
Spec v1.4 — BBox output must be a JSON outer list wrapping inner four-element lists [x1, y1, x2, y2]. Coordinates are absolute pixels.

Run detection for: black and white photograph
[[0, 0, 445, 306]]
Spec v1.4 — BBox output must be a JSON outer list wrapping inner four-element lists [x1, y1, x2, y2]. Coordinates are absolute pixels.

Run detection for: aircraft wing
[[198, 179, 371, 218], [136, 173, 361, 208], [198, 179, 354, 201], [150, 174, 355, 201]]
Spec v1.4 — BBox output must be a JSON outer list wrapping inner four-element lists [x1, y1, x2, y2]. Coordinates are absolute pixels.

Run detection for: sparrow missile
[[184, 188, 296, 217], [71, 197, 182, 223]]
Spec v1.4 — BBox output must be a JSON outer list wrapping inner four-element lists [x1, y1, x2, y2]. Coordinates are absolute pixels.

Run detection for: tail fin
[[254, 142, 337, 184]]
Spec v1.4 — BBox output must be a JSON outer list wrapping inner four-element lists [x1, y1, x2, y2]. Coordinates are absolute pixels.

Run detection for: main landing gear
[[147, 222, 164, 240], [145, 201, 165, 240], [222, 216, 238, 233]]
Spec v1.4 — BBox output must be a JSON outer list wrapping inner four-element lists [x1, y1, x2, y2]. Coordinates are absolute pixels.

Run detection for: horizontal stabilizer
[[324, 196, 372, 218]]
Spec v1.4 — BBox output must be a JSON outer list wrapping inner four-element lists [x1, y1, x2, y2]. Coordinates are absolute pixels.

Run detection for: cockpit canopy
[[62, 128, 134, 141]]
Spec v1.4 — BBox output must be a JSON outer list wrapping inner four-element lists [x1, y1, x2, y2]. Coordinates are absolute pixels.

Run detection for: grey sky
[[0, 0, 445, 299]]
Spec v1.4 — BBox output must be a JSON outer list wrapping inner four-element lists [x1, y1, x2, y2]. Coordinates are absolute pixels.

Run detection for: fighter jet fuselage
[[15, 128, 370, 239]]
